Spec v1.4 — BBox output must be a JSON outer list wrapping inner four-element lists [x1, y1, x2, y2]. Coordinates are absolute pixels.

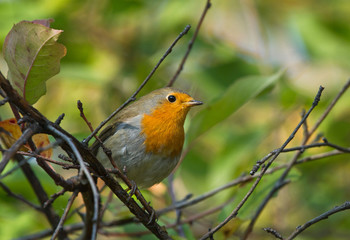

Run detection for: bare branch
[[167, 174, 185, 236], [51, 191, 79, 240], [242, 180, 291, 239], [0, 154, 29, 180], [15, 154, 68, 239], [286, 201, 350, 240], [251, 141, 350, 175], [308, 79, 350, 138], [167, 0, 211, 87], [200, 86, 324, 240], [301, 109, 309, 143], [101, 150, 157, 219], [0, 181, 42, 211], [158, 149, 345, 216], [77, 100, 94, 133], [83, 24, 191, 145], [16, 151, 77, 169], [167, 0, 212, 87], [322, 137, 350, 153], [263, 227, 284, 240], [44, 189, 67, 208], [242, 79, 350, 238], [13, 223, 84, 240], [54, 113, 65, 126], [47, 125, 100, 239], [100, 198, 233, 238], [0, 126, 36, 173]]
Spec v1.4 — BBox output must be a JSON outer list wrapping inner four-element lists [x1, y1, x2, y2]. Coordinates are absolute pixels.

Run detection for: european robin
[[91, 87, 202, 188]]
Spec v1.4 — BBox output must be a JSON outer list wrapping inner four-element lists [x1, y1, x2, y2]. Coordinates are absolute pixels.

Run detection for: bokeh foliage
[[1, 0, 349, 239]]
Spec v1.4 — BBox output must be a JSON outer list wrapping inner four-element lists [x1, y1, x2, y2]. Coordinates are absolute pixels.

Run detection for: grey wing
[[89, 102, 143, 155], [90, 123, 119, 155], [94, 119, 145, 170]]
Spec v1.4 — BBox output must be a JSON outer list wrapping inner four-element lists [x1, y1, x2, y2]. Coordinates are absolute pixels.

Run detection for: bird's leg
[[126, 180, 137, 202]]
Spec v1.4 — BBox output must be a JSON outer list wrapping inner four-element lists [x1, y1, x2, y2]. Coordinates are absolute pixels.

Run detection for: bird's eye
[[167, 95, 176, 103]]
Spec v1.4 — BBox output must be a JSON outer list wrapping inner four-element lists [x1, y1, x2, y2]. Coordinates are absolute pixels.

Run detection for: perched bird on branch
[[91, 87, 202, 188]]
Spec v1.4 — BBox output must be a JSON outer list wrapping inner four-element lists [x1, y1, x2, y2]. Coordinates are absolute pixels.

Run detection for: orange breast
[[141, 103, 187, 158]]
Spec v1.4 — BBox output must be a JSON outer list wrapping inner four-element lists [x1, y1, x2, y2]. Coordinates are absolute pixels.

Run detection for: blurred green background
[[1, 0, 350, 239]]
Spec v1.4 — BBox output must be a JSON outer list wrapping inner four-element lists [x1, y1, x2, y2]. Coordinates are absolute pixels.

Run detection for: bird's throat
[[141, 106, 187, 157]]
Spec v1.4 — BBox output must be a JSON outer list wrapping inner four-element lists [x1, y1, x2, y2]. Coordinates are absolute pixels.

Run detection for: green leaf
[[3, 19, 66, 104], [187, 69, 285, 142]]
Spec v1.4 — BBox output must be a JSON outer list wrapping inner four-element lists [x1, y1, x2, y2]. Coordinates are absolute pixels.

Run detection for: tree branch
[[83, 24, 191, 145], [51, 191, 79, 240], [286, 201, 350, 240], [242, 79, 350, 238], [0, 71, 170, 239], [200, 86, 324, 240], [167, 0, 212, 87], [0, 181, 42, 211]]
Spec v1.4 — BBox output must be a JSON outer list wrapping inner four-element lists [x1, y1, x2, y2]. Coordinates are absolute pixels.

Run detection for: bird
[[91, 87, 202, 188]]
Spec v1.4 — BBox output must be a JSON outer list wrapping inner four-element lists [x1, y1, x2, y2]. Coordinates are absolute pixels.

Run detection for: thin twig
[[54, 113, 65, 126], [101, 198, 234, 238], [167, 198, 235, 229], [242, 80, 350, 238], [25, 134, 74, 192], [200, 86, 324, 240], [158, 149, 345, 216], [11, 149, 344, 240], [51, 191, 79, 240], [35, 139, 62, 154], [93, 149, 343, 231], [1, 70, 168, 238], [36, 156, 77, 191], [83, 25, 191, 145], [0, 181, 42, 211], [242, 180, 291, 239], [286, 201, 350, 240], [0, 154, 30, 180], [242, 87, 325, 239], [301, 109, 309, 144], [102, 153, 156, 218], [251, 141, 350, 175], [14, 154, 67, 239], [77, 100, 94, 133], [44, 189, 67, 208], [0, 126, 36, 173], [308, 79, 350, 138], [263, 227, 284, 240], [168, 174, 185, 236], [167, 0, 212, 87], [16, 151, 77, 169], [47, 125, 99, 240], [100, 190, 114, 220], [322, 137, 350, 153], [14, 223, 84, 240]]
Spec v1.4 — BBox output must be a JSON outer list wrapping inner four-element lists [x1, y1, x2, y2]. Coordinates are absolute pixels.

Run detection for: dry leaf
[[0, 118, 52, 158]]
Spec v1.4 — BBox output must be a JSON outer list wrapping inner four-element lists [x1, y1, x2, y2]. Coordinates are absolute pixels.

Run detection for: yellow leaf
[[0, 118, 52, 158], [32, 133, 52, 158], [220, 218, 244, 238]]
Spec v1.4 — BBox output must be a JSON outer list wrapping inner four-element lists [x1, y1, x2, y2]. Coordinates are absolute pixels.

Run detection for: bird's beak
[[186, 99, 203, 106]]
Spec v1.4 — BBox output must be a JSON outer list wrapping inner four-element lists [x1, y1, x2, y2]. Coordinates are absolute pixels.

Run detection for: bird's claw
[[126, 180, 137, 202], [147, 207, 158, 225]]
